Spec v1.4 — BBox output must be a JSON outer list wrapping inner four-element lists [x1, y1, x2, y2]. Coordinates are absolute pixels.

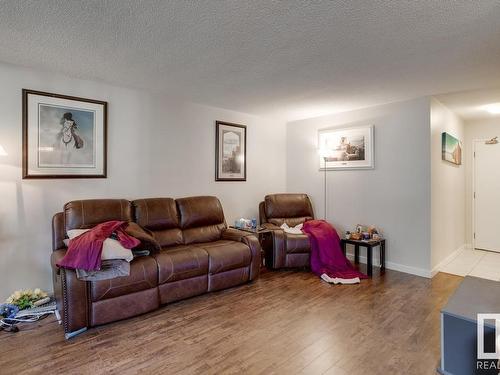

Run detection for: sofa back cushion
[[64, 199, 132, 232], [176, 196, 226, 244], [132, 198, 183, 247], [264, 194, 314, 226]]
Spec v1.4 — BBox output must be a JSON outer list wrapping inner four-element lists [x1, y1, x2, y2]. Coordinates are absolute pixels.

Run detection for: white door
[[474, 141, 500, 252]]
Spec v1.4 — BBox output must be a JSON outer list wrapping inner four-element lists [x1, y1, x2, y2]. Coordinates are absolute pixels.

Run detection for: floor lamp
[[318, 148, 333, 220]]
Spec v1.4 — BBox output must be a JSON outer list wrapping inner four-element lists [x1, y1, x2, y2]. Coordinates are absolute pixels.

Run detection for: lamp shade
[[318, 147, 334, 158], [0, 144, 7, 156]]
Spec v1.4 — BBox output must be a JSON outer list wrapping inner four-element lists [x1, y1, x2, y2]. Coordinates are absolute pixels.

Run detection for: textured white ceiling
[[1, 1, 500, 121], [436, 88, 500, 122]]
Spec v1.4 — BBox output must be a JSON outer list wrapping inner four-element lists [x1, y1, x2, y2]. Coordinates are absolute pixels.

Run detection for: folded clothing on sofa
[[58, 221, 140, 271], [65, 229, 134, 262], [59, 221, 160, 273], [60, 221, 160, 281], [76, 259, 130, 281]]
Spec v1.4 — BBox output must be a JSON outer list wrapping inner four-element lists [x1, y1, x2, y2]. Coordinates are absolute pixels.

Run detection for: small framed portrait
[[22, 89, 107, 179], [215, 121, 246, 181]]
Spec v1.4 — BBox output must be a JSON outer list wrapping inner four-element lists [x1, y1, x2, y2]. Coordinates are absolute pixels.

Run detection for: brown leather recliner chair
[[51, 196, 261, 338], [259, 194, 314, 269]]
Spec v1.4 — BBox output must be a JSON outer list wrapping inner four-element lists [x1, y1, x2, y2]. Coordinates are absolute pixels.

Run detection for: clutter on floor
[[321, 273, 361, 284], [1, 289, 57, 334]]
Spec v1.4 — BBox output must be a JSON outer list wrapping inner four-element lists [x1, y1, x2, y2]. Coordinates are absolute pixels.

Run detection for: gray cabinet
[[439, 276, 500, 375]]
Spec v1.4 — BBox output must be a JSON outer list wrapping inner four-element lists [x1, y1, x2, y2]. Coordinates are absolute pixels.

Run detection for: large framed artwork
[[441, 132, 462, 165], [22, 89, 107, 179], [215, 121, 246, 181], [318, 125, 374, 170]]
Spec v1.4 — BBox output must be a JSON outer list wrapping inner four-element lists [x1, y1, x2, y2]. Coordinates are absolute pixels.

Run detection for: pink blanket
[[57, 221, 140, 271], [302, 220, 367, 280]]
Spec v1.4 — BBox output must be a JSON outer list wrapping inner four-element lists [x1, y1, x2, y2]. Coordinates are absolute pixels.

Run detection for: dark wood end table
[[340, 238, 386, 277]]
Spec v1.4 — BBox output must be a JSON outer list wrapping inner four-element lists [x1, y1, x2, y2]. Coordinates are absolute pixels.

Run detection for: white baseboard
[[346, 252, 432, 279], [385, 261, 432, 278], [430, 244, 466, 278], [345, 243, 468, 279]]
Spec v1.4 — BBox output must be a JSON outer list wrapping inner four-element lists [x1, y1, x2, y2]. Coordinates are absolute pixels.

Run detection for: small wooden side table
[[229, 227, 272, 269], [340, 238, 386, 277]]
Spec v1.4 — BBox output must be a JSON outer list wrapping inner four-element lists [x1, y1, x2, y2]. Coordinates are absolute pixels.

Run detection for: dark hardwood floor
[[0, 269, 462, 375]]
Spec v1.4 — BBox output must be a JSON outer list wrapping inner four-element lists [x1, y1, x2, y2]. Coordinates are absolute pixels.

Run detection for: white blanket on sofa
[[280, 223, 304, 234]]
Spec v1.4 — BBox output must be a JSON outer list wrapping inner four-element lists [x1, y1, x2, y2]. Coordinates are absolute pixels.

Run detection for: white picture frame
[[318, 125, 374, 170]]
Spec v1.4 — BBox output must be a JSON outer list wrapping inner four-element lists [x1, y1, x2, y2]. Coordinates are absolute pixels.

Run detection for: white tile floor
[[440, 247, 500, 281]]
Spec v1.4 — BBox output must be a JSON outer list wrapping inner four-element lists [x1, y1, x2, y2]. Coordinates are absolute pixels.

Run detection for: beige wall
[[430, 99, 466, 272], [287, 98, 432, 277], [0, 62, 286, 300], [464, 117, 500, 246]]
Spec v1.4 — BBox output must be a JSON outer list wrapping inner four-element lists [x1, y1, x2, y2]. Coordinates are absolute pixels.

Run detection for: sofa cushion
[[176, 196, 226, 244], [153, 245, 209, 284], [64, 199, 132, 232], [285, 233, 311, 254], [176, 196, 225, 229], [182, 224, 226, 245], [264, 194, 314, 220], [194, 240, 251, 274], [90, 256, 158, 302], [133, 198, 179, 230], [132, 198, 183, 247], [268, 217, 311, 227], [153, 229, 184, 248]]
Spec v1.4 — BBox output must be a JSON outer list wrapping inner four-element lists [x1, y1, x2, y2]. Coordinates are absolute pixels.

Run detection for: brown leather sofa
[[51, 196, 261, 339], [259, 194, 314, 269]]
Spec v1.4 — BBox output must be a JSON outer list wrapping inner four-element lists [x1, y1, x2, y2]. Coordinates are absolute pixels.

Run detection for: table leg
[[381, 241, 386, 272], [260, 232, 272, 270], [342, 242, 346, 257], [367, 246, 373, 277], [354, 245, 359, 264]]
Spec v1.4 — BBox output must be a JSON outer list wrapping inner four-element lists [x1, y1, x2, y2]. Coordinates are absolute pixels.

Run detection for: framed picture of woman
[[22, 89, 107, 178], [215, 121, 247, 181]]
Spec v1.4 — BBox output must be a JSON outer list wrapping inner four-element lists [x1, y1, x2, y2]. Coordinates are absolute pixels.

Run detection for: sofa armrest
[[269, 230, 286, 268], [51, 250, 89, 336], [242, 235, 261, 280], [261, 223, 281, 231], [221, 227, 253, 242], [222, 228, 261, 280]]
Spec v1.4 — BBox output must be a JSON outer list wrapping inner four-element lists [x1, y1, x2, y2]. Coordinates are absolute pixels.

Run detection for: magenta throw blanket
[[302, 220, 367, 280], [57, 220, 140, 271]]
